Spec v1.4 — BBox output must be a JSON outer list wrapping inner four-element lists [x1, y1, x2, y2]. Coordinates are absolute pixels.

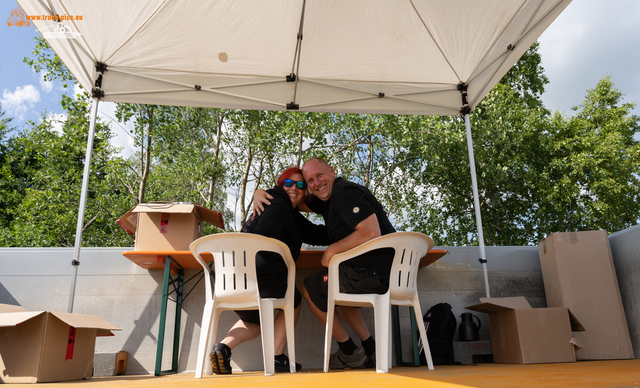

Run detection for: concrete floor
[[16, 360, 640, 388]]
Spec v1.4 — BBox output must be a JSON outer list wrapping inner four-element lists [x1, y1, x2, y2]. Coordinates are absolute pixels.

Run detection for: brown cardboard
[[116, 202, 225, 251], [466, 297, 582, 364], [538, 230, 634, 360], [0, 304, 120, 384]]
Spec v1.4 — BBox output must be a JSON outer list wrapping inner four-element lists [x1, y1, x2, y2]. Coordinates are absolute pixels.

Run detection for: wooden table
[[122, 247, 448, 374]]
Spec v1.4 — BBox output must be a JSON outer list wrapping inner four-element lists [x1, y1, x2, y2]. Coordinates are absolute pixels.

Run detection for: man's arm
[[320, 213, 381, 267], [253, 189, 313, 214], [252, 188, 273, 215]]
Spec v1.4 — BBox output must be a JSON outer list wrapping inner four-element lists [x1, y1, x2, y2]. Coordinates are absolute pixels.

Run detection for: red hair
[[276, 167, 303, 188]]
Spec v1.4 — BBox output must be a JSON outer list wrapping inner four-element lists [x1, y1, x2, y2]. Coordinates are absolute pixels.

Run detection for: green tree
[[0, 93, 133, 247], [537, 76, 640, 234]]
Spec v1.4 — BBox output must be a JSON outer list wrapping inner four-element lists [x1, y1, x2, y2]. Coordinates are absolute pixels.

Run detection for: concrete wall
[[0, 231, 636, 373]]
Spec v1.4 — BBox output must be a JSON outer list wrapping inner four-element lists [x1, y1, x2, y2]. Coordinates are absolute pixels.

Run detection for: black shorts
[[235, 287, 302, 326], [303, 247, 394, 313]]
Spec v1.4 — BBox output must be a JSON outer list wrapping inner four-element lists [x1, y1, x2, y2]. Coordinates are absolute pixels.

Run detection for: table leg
[[392, 305, 404, 365], [171, 267, 184, 373], [410, 306, 420, 367], [155, 255, 172, 376]]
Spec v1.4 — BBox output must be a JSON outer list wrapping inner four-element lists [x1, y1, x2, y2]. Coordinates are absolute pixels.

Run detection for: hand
[[252, 189, 273, 216]]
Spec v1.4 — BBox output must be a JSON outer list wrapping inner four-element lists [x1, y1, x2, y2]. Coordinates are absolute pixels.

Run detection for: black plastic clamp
[[91, 88, 105, 98], [95, 62, 108, 73]]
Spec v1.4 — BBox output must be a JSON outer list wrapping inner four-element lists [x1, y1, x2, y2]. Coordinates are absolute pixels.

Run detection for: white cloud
[[539, 0, 640, 116], [39, 72, 54, 93], [73, 84, 84, 98], [47, 113, 67, 134], [98, 101, 136, 158], [0, 85, 40, 120]]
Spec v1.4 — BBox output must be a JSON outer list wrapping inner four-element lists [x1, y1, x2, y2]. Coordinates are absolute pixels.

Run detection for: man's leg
[[336, 306, 371, 341], [301, 284, 350, 342], [301, 283, 368, 369]]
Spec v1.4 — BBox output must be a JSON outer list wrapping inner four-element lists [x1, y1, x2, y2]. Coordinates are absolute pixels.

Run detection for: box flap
[[196, 205, 225, 230], [568, 310, 585, 332], [49, 311, 121, 336], [116, 206, 137, 234], [132, 202, 196, 214], [466, 296, 532, 313], [0, 303, 29, 313], [0, 311, 46, 327]]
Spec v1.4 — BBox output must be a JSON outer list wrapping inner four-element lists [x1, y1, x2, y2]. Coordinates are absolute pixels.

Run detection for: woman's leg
[[220, 319, 261, 349]]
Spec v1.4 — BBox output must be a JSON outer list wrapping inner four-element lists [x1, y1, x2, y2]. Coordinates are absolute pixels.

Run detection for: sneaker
[[329, 347, 367, 369], [364, 351, 376, 369], [210, 343, 232, 375], [274, 354, 302, 372]]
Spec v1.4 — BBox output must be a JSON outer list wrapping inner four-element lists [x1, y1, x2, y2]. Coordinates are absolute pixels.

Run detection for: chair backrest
[[387, 232, 434, 300], [189, 233, 296, 304]]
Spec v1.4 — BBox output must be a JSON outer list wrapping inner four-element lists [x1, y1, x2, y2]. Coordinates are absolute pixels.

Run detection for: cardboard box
[[0, 304, 120, 383], [116, 202, 225, 251], [466, 297, 583, 364], [538, 230, 634, 360]]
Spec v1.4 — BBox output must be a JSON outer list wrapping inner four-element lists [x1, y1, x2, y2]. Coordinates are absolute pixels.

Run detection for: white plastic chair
[[323, 232, 435, 373], [190, 233, 297, 377]]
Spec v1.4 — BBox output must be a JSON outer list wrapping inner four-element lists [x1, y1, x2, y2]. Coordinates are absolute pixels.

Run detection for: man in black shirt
[[300, 157, 395, 369]]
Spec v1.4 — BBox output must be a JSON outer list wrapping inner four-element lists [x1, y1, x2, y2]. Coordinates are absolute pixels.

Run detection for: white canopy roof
[[17, 0, 571, 116]]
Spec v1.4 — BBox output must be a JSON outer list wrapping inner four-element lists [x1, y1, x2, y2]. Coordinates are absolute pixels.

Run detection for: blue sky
[[2, 0, 639, 157]]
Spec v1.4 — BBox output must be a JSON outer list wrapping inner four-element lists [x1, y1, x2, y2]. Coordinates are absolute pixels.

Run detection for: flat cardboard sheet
[[538, 230, 634, 360]]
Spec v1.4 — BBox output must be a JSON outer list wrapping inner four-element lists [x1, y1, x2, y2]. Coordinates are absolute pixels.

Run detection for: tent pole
[[67, 98, 100, 313], [464, 113, 490, 298]]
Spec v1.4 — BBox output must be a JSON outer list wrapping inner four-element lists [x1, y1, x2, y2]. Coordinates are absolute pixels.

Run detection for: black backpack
[[418, 302, 457, 365]]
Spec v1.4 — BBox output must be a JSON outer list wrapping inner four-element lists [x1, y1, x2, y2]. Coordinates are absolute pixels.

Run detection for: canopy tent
[[16, 0, 572, 312]]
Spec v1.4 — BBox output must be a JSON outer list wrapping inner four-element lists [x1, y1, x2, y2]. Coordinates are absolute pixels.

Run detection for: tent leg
[[67, 98, 100, 313], [464, 113, 490, 298]]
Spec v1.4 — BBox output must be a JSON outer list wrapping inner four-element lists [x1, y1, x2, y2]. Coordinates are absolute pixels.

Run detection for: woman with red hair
[[210, 167, 328, 374]]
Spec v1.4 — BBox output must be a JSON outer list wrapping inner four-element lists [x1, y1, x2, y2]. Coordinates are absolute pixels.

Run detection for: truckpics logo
[[7, 7, 31, 27]]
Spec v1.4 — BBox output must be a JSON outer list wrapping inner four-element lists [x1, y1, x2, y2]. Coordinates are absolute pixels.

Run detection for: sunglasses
[[283, 179, 307, 189]]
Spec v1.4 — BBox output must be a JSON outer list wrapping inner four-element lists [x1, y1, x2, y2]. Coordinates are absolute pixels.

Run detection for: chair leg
[[413, 299, 434, 370], [323, 297, 336, 373], [258, 299, 276, 376], [195, 302, 214, 378], [388, 305, 393, 370], [373, 295, 390, 373], [284, 304, 297, 373]]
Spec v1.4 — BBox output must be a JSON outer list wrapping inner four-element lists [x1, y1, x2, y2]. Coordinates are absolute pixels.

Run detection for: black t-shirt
[[307, 177, 395, 277]]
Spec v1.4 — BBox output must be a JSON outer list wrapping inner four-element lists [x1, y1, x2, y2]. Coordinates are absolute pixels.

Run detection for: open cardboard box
[[466, 297, 583, 364], [117, 202, 225, 251], [0, 304, 120, 383], [538, 230, 634, 360]]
